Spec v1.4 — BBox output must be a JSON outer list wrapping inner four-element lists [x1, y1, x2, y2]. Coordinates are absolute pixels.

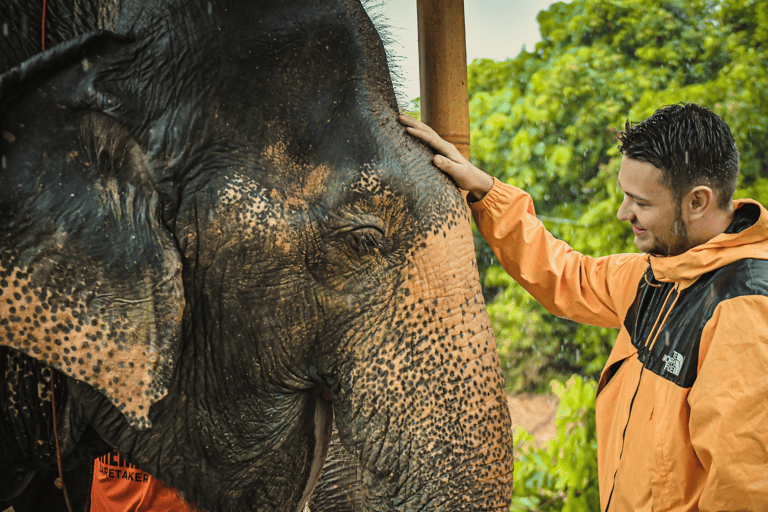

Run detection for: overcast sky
[[376, 0, 570, 105]]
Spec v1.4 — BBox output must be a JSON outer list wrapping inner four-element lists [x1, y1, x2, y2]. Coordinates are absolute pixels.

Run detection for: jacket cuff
[[468, 177, 517, 214], [468, 177, 497, 210]]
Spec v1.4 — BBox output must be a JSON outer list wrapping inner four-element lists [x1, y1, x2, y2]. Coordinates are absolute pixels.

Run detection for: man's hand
[[399, 114, 494, 202]]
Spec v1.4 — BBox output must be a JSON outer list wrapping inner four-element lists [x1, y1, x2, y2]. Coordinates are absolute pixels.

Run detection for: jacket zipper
[[604, 283, 679, 511], [603, 365, 645, 512]]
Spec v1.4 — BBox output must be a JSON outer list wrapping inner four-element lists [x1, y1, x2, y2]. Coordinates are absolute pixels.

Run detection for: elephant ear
[[0, 31, 184, 430]]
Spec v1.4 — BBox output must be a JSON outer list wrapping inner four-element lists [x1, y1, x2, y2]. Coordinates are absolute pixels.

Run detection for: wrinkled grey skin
[[0, 1, 515, 511], [309, 429, 363, 512]]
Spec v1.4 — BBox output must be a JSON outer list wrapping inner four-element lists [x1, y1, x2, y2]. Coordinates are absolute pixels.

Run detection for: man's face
[[616, 156, 690, 256]]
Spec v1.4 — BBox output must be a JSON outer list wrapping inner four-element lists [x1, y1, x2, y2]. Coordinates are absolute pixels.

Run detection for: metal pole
[[417, 0, 470, 159]]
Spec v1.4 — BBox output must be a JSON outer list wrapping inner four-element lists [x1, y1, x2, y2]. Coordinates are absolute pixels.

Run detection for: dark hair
[[617, 103, 740, 209]]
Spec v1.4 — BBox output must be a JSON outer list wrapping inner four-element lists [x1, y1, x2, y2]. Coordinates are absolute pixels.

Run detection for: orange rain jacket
[[470, 179, 768, 511], [91, 451, 194, 512]]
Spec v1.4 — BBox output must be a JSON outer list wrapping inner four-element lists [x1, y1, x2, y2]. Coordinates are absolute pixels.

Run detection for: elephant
[[0, 0, 515, 511]]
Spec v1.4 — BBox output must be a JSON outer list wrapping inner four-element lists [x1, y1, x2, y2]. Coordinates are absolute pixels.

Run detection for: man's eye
[[625, 194, 647, 207]]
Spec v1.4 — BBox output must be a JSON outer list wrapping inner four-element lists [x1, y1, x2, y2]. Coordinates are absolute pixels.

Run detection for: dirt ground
[[506, 393, 560, 447]]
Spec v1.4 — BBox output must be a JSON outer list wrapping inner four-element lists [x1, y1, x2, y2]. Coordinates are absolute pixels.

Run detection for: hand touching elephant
[[0, 1, 515, 510]]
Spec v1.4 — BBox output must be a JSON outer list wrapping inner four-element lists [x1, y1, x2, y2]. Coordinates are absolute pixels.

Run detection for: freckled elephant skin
[[0, 1, 515, 511]]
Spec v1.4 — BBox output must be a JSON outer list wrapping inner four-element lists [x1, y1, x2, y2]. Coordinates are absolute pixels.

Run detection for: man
[[400, 104, 768, 511]]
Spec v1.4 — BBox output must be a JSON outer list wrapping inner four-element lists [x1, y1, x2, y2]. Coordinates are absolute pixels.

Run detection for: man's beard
[[649, 213, 690, 256]]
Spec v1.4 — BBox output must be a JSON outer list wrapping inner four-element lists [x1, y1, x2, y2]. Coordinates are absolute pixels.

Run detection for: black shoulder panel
[[624, 258, 768, 388]]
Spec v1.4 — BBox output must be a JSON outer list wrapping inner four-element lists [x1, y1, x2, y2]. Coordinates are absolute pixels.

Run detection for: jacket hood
[[650, 199, 768, 285]]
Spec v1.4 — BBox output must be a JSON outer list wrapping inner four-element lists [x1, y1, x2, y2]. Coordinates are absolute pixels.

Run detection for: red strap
[[42, 0, 47, 50]]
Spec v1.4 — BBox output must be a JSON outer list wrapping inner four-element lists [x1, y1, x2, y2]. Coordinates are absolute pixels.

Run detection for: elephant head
[[0, 0, 514, 510]]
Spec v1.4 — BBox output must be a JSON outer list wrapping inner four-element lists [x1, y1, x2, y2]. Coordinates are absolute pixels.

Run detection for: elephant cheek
[[338, 216, 514, 507], [404, 224, 512, 433]]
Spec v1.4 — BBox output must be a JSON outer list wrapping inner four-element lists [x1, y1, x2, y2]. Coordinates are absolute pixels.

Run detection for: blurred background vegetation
[[465, 0, 768, 395], [414, 0, 768, 509]]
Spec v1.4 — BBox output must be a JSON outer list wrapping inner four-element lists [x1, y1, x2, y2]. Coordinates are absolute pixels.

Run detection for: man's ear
[[1, 31, 183, 430], [683, 185, 716, 222]]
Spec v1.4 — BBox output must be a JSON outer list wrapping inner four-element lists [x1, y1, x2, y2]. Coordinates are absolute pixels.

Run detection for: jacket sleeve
[[470, 179, 648, 328], [688, 295, 768, 511]]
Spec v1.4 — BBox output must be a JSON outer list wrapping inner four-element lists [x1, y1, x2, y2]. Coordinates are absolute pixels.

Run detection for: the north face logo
[[662, 351, 684, 376]]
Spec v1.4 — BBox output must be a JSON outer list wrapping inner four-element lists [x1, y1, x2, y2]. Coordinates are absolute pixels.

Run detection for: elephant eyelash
[[348, 229, 384, 256]]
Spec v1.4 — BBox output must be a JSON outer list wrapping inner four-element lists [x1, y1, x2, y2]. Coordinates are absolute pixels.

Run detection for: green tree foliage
[[511, 376, 599, 511], [468, 0, 768, 393]]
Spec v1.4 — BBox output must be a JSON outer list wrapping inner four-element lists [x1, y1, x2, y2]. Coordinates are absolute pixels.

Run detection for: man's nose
[[616, 197, 632, 222]]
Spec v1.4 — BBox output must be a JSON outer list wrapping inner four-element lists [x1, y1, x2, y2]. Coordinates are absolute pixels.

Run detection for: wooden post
[[417, 0, 470, 159]]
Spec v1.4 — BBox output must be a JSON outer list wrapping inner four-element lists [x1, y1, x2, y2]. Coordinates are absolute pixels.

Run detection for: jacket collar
[[649, 199, 768, 286]]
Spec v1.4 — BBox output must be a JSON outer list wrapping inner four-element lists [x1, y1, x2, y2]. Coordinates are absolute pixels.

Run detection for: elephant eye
[[307, 224, 388, 290], [348, 227, 384, 256]]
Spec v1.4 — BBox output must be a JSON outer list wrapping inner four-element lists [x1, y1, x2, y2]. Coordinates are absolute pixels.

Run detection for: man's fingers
[[399, 115, 465, 162], [399, 114, 442, 145], [402, 120, 437, 143], [434, 154, 449, 170], [398, 113, 423, 129], [434, 154, 469, 182], [434, 154, 462, 171], [399, 115, 493, 200]]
